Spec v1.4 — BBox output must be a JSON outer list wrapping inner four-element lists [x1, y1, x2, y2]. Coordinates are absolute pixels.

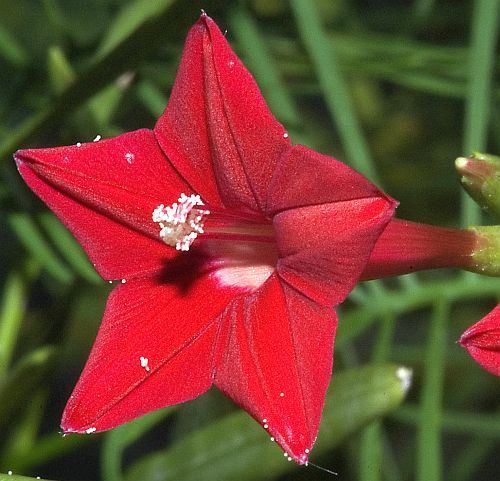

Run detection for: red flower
[[15, 14, 396, 463], [460, 305, 500, 376]]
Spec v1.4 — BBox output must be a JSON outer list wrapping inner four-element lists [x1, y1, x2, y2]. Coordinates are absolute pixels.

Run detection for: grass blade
[[290, 0, 380, 183]]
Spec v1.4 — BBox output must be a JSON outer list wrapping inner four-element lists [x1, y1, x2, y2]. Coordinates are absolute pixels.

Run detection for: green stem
[[462, 0, 500, 226], [339, 276, 498, 347], [359, 307, 398, 481], [393, 404, 500, 438], [417, 299, 449, 481]]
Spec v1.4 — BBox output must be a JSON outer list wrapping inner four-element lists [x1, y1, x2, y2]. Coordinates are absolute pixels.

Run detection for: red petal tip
[[13, 149, 29, 167], [197, 10, 212, 25]]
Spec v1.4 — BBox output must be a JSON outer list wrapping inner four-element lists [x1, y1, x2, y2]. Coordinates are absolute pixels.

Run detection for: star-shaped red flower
[[15, 14, 396, 463]]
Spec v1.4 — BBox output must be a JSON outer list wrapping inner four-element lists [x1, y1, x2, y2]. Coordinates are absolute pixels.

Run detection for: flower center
[[152, 193, 275, 251], [152, 193, 277, 290]]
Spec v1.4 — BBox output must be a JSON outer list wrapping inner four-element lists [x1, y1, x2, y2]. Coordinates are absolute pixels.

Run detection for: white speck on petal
[[140, 356, 150, 372], [228, 60, 235, 67], [125, 152, 135, 164], [85, 427, 96, 434], [76, 142, 82, 147], [108, 280, 113, 284], [121, 279, 126, 284], [262, 418, 267, 423], [396, 366, 413, 394], [305, 448, 310, 453], [283, 132, 289, 138], [93, 134, 101, 142], [264, 423, 269, 429], [279, 392, 285, 397]]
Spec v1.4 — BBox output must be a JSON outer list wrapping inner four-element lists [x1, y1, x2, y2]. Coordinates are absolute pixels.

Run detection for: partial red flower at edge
[[460, 305, 500, 376], [14, 14, 397, 464]]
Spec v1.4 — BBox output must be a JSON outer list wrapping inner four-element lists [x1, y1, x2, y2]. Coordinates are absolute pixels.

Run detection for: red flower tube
[[363, 220, 500, 280], [15, 15, 396, 463]]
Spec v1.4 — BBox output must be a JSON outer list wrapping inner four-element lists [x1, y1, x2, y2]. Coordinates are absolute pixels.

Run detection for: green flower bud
[[456, 153, 500, 218]]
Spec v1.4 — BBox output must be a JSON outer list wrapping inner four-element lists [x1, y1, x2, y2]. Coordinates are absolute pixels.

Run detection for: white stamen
[[270, 437, 275, 442], [8, 471, 12, 475], [140, 356, 150, 372], [287, 457, 292, 462], [76, 142, 82, 147], [153, 193, 210, 251], [283, 132, 289, 138], [262, 418, 267, 423], [279, 392, 285, 397], [305, 448, 310, 454], [85, 427, 96, 434], [264, 424, 269, 429], [121, 279, 126, 284], [93, 135, 101, 142]]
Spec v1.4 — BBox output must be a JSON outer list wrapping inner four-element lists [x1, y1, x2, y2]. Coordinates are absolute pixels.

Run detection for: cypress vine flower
[[15, 14, 396, 463]]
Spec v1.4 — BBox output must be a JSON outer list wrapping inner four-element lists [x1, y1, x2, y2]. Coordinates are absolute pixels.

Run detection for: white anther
[[153, 193, 210, 251]]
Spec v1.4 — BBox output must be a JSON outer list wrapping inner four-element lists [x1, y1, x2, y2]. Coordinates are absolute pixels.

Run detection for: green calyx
[[468, 225, 500, 276], [456, 153, 500, 219]]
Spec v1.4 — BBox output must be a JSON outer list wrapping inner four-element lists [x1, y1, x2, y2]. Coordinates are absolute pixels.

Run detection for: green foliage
[[0, 1, 498, 480], [125, 365, 408, 481]]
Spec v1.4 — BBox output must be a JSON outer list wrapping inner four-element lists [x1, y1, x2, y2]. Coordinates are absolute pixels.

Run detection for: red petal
[[274, 197, 395, 306], [266, 145, 396, 305], [15, 129, 190, 280], [460, 305, 500, 376], [266, 145, 395, 215], [215, 274, 337, 464], [155, 14, 290, 212], [62, 271, 240, 433]]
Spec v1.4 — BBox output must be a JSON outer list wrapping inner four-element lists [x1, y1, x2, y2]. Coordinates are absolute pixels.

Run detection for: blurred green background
[[0, 0, 499, 480]]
